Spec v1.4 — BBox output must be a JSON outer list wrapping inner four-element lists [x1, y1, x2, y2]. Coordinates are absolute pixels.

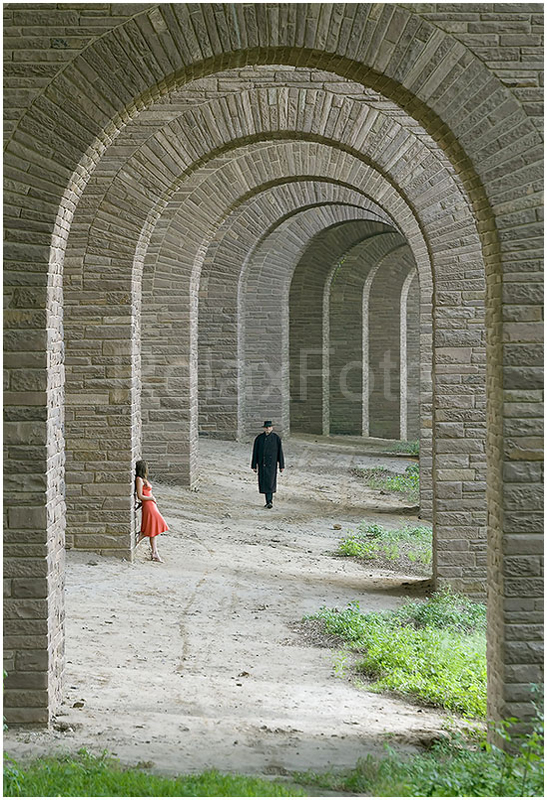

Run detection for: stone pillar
[[401, 272, 420, 442], [368, 250, 416, 439], [64, 257, 139, 556], [329, 260, 364, 436], [4, 244, 65, 725]]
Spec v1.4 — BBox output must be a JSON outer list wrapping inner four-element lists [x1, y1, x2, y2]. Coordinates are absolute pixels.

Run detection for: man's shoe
[[267, 502, 273, 509]]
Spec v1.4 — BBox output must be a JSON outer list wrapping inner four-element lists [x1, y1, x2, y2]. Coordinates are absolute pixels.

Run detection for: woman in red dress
[[135, 459, 168, 562]]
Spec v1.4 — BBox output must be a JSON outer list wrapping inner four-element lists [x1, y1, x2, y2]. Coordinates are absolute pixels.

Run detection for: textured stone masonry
[[3, 3, 542, 735]]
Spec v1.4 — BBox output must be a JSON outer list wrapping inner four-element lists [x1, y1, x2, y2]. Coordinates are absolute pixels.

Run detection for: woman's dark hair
[[135, 459, 148, 480]]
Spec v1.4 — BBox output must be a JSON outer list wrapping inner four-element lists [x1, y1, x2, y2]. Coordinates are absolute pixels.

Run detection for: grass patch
[[311, 589, 487, 718], [351, 463, 419, 504], [383, 440, 420, 456], [295, 722, 544, 797], [3, 749, 305, 797], [337, 522, 432, 571]]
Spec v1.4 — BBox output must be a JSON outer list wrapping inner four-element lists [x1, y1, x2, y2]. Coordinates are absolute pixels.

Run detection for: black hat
[[263, 420, 273, 427]]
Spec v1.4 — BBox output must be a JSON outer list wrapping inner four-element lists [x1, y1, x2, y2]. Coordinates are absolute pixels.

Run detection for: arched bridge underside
[[4, 3, 543, 729]]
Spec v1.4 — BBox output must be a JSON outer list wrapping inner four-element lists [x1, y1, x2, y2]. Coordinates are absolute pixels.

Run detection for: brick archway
[[4, 4, 542, 730]]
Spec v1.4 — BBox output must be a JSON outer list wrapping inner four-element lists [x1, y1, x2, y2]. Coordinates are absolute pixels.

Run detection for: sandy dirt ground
[[5, 436, 451, 787]]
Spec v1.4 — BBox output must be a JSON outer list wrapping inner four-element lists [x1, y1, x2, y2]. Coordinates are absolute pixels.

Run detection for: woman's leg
[[150, 535, 163, 562]]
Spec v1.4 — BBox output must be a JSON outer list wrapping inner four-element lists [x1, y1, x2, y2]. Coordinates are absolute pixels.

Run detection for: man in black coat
[[251, 420, 285, 508]]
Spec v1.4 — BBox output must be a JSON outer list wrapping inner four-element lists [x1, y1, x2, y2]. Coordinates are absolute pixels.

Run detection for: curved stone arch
[[60, 82, 482, 565], [197, 181, 393, 441], [289, 230, 402, 436], [7, 9, 537, 454], [62, 136, 406, 544], [74, 129, 486, 611], [63, 83, 477, 517], [6, 6, 539, 250], [136, 138, 435, 478], [63, 76, 478, 348], [288, 230, 414, 435], [241, 214, 400, 438], [72, 81, 475, 297], [4, 4, 541, 727], [63, 82, 478, 516]]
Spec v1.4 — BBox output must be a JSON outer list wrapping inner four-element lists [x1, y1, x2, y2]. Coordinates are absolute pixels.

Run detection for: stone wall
[[368, 248, 416, 439], [3, 3, 542, 731]]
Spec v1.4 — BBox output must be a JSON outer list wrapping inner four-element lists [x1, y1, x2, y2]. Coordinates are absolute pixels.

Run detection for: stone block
[[504, 511, 543, 533], [3, 558, 48, 579], [437, 469, 475, 480], [437, 552, 477, 567], [4, 599, 48, 619], [7, 506, 47, 530], [435, 482, 462, 499], [435, 453, 470, 468], [504, 484, 544, 510], [504, 533, 544, 555], [505, 556, 543, 577], [73, 533, 129, 550], [3, 634, 49, 651], [15, 650, 49, 671], [12, 578, 49, 598], [5, 670, 48, 689], [505, 642, 544, 665], [503, 462, 543, 482], [505, 577, 544, 597], [4, 421, 47, 445], [4, 391, 48, 407], [3, 707, 49, 725], [3, 689, 49, 708], [503, 366, 543, 390], [4, 329, 48, 352]]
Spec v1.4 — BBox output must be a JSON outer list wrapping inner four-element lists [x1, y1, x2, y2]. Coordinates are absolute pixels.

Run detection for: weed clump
[[383, 440, 420, 456], [337, 521, 431, 569], [296, 717, 544, 797], [311, 589, 487, 717], [351, 464, 419, 504]]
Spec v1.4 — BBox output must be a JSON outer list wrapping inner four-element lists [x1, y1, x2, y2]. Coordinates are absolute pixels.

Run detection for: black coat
[[251, 432, 285, 494]]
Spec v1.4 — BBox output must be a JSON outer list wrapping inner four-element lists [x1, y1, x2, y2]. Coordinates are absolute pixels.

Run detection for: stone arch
[[290, 229, 404, 436], [135, 134, 441, 482], [198, 181, 392, 441], [61, 79, 478, 538], [241, 214, 398, 438], [4, 4, 541, 730]]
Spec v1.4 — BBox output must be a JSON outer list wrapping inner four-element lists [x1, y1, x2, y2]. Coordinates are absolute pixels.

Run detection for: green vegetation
[[296, 721, 544, 797], [383, 439, 420, 456], [337, 522, 432, 567], [6, 727, 542, 800], [351, 463, 419, 504], [312, 589, 487, 717], [3, 749, 305, 797]]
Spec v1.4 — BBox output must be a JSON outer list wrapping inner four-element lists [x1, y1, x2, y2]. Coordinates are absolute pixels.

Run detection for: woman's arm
[[135, 476, 156, 503]]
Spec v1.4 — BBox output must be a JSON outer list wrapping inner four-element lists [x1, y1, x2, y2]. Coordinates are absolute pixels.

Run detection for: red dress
[[140, 483, 169, 538]]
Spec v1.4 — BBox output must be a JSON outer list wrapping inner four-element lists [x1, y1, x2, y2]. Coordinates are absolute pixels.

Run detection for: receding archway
[[4, 6, 542, 732]]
